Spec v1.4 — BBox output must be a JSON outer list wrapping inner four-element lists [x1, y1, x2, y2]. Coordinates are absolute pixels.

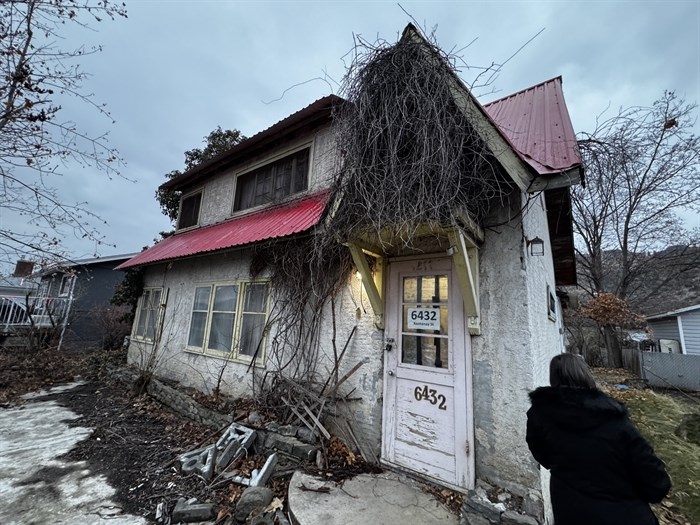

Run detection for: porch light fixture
[[527, 236, 545, 256]]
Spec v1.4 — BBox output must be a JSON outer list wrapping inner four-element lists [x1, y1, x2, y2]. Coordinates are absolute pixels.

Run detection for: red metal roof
[[116, 191, 330, 270], [483, 76, 581, 175]]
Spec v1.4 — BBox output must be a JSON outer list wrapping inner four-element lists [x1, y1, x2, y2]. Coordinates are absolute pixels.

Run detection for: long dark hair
[[549, 353, 597, 389]]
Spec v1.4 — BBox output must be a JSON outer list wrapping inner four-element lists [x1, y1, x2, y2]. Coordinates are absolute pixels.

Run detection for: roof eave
[[161, 96, 342, 192], [528, 166, 584, 192]]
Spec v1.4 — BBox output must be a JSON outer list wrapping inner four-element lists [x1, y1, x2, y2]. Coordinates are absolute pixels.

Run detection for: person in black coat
[[526, 353, 671, 525]]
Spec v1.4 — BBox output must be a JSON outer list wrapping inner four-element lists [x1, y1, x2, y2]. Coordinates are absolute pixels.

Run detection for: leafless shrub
[[91, 304, 132, 350]]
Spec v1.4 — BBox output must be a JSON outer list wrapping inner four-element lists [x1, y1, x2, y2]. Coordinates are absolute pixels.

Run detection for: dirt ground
[[0, 347, 385, 524], [0, 348, 291, 523]]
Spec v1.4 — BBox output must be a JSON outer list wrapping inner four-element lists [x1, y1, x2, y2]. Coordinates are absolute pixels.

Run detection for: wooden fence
[[621, 348, 700, 392]]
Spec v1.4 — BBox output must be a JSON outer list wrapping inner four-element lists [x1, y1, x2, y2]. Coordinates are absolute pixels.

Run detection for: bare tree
[[572, 91, 700, 366], [0, 1, 127, 268]]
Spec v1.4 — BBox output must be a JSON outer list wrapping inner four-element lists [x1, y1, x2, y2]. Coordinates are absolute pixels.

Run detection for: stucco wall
[[470, 190, 562, 517], [127, 248, 384, 454], [192, 125, 335, 228]]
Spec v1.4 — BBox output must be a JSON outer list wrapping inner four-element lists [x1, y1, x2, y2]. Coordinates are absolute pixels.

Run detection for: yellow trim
[[346, 242, 384, 329], [448, 229, 480, 335], [185, 279, 270, 364]]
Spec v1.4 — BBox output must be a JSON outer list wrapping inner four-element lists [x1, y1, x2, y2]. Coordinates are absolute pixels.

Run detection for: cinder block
[[172, 497, 216, 522], [250, 453, 278, 487]]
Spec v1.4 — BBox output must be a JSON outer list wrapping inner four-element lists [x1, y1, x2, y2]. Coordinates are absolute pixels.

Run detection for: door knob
[[387, 371, 394, 376]]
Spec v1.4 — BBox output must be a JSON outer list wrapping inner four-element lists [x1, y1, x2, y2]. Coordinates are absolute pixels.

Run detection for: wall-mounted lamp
[[527, 236, 545, 256]]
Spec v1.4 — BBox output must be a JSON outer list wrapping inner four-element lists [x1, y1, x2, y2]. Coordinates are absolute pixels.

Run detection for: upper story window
[[178, 192, 202, 230], [234, 148, 309, 212]]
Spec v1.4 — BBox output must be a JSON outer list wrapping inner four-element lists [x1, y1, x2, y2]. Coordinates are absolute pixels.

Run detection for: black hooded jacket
[[527, 386, 671, 525]]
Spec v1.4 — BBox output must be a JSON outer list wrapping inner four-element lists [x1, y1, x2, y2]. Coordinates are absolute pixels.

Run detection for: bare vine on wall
[[248, 28, 512, 421], [327, 31, 512, 249]]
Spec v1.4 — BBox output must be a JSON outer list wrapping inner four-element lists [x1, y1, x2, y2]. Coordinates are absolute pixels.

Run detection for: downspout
[[57, 275, 77, 351]]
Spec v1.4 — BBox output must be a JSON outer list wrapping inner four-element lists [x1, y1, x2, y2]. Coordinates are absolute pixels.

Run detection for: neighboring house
[[36, 253, 137, 348], [0, 262, 39, 335], [647, 303, 700, 355], [118, 26, 582, 523]]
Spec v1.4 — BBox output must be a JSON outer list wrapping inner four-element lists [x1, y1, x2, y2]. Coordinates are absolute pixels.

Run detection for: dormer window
[[178, 191, 202, 230], [234, 148, 309, 212]]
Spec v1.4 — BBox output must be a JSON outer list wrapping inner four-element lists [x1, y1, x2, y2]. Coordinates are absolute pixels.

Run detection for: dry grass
[[594, 368, 700, 525]]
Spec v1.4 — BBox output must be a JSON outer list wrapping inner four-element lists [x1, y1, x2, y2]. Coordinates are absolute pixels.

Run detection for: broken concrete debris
[[460, 486, 541, 525], [222, 452, 278, 487], [172, 497, 216, 523], [179, 422, 256, 481], [234, 486, 273, 523]]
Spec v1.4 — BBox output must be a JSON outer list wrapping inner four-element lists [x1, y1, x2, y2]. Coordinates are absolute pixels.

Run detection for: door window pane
[[401, 335, 449, 368], [400, 273, 449, 369]]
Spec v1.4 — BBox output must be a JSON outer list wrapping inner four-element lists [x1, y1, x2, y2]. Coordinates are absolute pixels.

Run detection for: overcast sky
[[8, 0, 700, 263]]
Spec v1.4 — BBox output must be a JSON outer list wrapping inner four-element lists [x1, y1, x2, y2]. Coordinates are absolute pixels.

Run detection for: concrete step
[[288, 471, 458, 525]]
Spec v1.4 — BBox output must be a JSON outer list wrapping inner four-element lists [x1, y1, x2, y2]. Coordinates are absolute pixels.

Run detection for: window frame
[[232, 143, 312, 214], [58, 274, 74, 297], [132, 287, 164, 342], [177, 190, 203, 230], [547, 285, 557, 322], [185, 280, 270, 365]]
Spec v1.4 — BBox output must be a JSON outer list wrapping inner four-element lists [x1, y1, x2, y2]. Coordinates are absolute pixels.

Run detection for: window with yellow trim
[[133, 288, 163, 342], [186, 281, 269, 362]]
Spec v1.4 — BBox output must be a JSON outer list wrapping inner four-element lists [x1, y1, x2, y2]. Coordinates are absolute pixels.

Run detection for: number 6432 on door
[[413, 384, 447, 410]]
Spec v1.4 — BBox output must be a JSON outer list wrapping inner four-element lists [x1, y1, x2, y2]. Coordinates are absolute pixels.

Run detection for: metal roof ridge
[[483, 76, 564, 107]]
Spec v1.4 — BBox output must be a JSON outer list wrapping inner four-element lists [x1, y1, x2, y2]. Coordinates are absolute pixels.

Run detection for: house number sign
[[414, 384, 447, 410], [407, 307, 440, 330]]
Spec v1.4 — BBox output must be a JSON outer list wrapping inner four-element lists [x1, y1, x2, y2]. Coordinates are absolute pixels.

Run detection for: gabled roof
[[397, 24, 581, 192], [484, 76, 582, 179], [116, 191, 330, 270], [647, 303, 700, 320], [162, 96, 343, 192]]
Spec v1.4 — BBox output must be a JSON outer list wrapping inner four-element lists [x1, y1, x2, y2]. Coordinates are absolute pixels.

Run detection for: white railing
[[0, 295, 72, 334]]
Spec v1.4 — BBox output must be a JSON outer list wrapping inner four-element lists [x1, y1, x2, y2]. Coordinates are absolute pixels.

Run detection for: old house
[[118, 26, 582, 524]]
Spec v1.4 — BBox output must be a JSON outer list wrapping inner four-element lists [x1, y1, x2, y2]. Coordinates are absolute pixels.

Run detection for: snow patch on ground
[[0, 383, 145, 525]]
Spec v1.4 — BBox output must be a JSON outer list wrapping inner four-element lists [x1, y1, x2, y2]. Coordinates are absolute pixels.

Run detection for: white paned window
[[58, 274, 74, 296], [133, 288, 163, 341], [186, 281, 269, 362]]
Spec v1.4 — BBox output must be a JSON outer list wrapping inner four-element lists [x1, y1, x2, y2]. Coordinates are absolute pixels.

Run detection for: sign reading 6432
[[414, 384, 447, 410]]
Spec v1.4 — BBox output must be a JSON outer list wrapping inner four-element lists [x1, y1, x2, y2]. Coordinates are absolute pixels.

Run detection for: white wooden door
[[381, 256, 474, 491]]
